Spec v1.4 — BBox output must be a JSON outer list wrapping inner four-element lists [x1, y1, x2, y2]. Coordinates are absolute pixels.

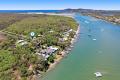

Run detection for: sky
[[0, 0, 119, 10]]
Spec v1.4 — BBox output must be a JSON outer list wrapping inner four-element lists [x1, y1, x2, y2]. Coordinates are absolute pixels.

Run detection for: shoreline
[[39, 22, 80, 79], [27, 13, 80, 79], [86, 14, 120, 25], [19, 12, 75, 18], [47, 25, 80, 72]]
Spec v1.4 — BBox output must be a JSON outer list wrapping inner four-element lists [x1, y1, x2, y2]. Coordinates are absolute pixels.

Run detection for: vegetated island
[[63, 8, 120, 25], [82, 12, 120, 25], [0, 13, 79, 80]]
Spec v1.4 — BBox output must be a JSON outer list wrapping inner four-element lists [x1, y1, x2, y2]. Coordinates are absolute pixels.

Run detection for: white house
[[16, 40, 28, 46]]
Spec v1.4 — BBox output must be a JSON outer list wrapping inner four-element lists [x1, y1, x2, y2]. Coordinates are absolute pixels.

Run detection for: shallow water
[[41, 14, 120, 80]]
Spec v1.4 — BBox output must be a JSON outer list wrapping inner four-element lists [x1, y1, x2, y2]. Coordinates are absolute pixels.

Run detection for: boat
[[85, 21, 89, 24], [101, 28, 104, 32], [93, 38, 97, 41], [94, 72, 102, 77]]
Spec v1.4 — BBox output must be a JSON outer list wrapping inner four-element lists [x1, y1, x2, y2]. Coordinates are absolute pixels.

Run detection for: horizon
[[0, 0, 120, 10], [0, 8, 120, 11]]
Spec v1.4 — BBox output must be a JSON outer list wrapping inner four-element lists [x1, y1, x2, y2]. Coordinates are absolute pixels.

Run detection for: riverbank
[[84, 14, 120, 25], [41, 13, 120, 80], [0, 13, 79, 80], [47, 25, 80, 72], [28, 13, 80, 73], [34, 13, 80, 78]]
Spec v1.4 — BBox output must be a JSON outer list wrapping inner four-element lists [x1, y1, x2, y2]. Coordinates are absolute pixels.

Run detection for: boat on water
[[85, 21, 89, 24], [101, 28, 104, 32], [93, 38, 97, 41], [94, 72, 102, 77]]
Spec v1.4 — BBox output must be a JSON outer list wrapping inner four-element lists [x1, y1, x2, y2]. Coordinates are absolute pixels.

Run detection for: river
[[41, 14, 120, 80]]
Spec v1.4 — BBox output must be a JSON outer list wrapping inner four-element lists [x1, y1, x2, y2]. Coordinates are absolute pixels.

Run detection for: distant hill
[[63, 8, 120, 15]]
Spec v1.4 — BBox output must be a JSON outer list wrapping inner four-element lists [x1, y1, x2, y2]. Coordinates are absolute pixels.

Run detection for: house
[[38, 46, 58, 60], [16, 40, 24, 44], [59, 38, 64, 42], [63, 37, 68, 41], [41, 54, 50, 60], [46, 46, 58, 55], [16, 40, 28, 46], [62, 29, 74, 41], [68, 29, 73, 32], [49, 30, 54, 33]]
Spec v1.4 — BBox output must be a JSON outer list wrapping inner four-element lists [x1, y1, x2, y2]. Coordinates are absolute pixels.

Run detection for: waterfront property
[[37, 46, 58, 60], [0, 13, 78, 79], [41, 14, 120, 80]]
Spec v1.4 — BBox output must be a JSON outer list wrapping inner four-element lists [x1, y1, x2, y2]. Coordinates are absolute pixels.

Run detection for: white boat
[[93, 39, 97, 41], [85, 21, 89, 24], [94, 72, 102, 77], [101, 28, 104, 32]]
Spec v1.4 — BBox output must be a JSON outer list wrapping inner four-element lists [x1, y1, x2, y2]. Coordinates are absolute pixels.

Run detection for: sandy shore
[[20, 12, 75, 18]]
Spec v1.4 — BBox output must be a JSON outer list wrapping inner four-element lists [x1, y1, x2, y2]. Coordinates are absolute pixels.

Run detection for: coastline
[[39, 21, 80, 79], [86, 14, 120, 25], [47, 25, 80, 72], [27, 13, 80, 79]]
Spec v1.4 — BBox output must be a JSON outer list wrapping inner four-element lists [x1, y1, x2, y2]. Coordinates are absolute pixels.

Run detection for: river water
[[41, 14, 120, 80]]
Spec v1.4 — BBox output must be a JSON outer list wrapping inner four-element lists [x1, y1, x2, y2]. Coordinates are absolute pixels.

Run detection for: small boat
[[85, 21, 89, 24], [93, 39, 97, 41], [101, 28, 104, 32], [94, 72, 102, 77]]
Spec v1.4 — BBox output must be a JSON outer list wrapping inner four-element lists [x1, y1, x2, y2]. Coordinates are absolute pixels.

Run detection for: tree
[[47, 55, 55, 63]]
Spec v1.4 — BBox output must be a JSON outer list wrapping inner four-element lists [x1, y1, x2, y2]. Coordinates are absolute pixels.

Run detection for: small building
[[46, 46, 58, 55], [62, 29, 74, 41], [59, 38, 64, 42], [39, 46, 58, 60], [49, 30, 54, 33], [16, 40, 28, 46], [37, 34, 43, 37], [63, 37, 68, 41], [16, 40, 24, 44], [68, 29, 73, 32]]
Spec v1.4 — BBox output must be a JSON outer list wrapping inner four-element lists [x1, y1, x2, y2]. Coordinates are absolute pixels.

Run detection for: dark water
[[41, 14, 120, 80], [0, 10, 62, 13]]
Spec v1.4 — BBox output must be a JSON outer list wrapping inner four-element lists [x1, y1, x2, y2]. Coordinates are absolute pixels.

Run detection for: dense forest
[[0, 14, 78, 80]]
